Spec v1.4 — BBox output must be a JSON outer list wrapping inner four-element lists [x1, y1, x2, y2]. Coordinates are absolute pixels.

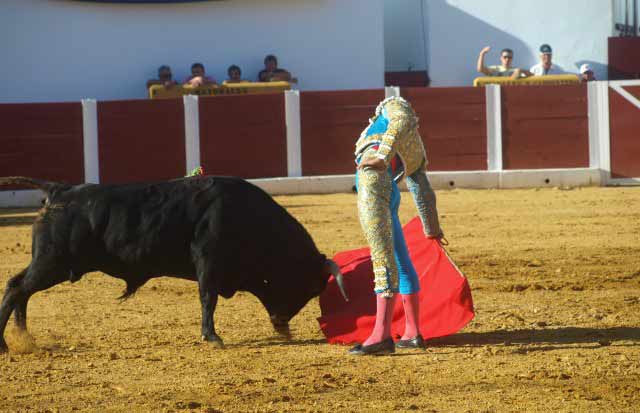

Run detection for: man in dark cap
[[530, 44, 564, 76]]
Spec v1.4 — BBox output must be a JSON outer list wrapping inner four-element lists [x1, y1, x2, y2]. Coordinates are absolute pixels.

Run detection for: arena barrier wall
[[149, 82, 291, 99], [0, 102, 84, 189], [501, 85, 589, 169], [199, 93, 288, 178], [608, 83, 640, 179], [300, 89, 384, 176], [401, 87, 488, 171], [0, 81, 636, 207], [98, 99, 186, 184]]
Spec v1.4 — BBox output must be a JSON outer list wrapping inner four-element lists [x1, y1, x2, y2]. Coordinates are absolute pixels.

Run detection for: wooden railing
[[148, 81, 291, 99]]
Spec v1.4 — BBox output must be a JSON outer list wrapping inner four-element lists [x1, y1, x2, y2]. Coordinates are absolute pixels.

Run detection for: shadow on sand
[[427, 326, 640, 348]]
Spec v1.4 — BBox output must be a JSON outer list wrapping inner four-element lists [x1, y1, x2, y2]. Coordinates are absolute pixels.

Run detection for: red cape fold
[[318, 217, 474, 344]]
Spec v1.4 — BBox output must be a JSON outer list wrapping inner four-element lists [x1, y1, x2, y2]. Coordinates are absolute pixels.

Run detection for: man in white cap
[[530, 44, 564, 76], [579, 64, 596, 82]]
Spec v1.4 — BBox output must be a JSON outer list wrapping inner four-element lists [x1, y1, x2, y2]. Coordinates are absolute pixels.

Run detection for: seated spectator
[[530, 44, 564, 76], [146, 65, 178, 89], [183, 63, 216, 87], [579, 64, 596, 82], [224, 64, 249, 83], [258, 54, 297, 83], [476, 46, 529, 79]]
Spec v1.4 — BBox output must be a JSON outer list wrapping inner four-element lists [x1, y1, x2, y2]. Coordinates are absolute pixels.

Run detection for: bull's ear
[[322, 259, 332, 276]]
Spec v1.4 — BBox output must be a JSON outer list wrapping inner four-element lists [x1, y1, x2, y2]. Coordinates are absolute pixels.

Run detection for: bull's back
[[48, 177, 322, 280], [190, 177, 324, 278]]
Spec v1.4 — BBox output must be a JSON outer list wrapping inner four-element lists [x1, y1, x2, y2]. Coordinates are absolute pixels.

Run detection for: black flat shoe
[[396, 334, 426, 349], [348, 338, 395, 356]]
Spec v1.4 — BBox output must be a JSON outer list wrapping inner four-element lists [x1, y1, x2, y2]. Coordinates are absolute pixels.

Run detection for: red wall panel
[[301, 89, 384, 176], [199, 94, 287, 179], [402, 87, 487, 171], [0, 102, 84, 188], [501, 85, 588, 169], [609, 85, 640, 178], [98, 99, 185, 184], [385, 71, 430, 87], [608, 37, 640, 80]]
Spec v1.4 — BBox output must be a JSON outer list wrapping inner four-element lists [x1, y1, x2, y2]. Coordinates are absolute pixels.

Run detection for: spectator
[[183, 63, 216, 87], [146, 65, 178, 89], [476, 46, 529, 79], [225, 64, 248, 83], [579, 63, 596, 82], [258, 54, 296, 83], [530, 44, 564, 76]]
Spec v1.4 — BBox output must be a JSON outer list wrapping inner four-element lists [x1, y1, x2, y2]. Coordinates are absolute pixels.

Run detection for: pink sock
[[363, 294, 397, 346], [401, 293, 421, 340]]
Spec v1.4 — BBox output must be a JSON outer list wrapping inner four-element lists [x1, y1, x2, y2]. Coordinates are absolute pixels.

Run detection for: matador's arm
[[406, 164, 443, 238]]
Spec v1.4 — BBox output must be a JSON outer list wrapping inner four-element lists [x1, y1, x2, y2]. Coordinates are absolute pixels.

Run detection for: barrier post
[[385, 86, 400, 99], [285, 90, 302, 177], [183, 95, 201, 175], [485, 84, 502, 171], [587, 81, 610, 183], [81, 99, 100, 184]]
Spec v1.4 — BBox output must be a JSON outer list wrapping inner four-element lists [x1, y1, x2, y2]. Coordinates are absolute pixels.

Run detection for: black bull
[[0, 176, 347, 352]]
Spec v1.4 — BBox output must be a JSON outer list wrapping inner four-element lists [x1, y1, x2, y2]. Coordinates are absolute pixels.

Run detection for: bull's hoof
[[201, 334, 224, 349], [273, 327, 292, 340]]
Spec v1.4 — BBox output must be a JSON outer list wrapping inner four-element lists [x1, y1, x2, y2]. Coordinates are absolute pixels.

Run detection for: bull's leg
[[0, 268, 28, 352], [197, 276, 223, 348], [0, 262, 66, 353], [14, 298, 28, 331]]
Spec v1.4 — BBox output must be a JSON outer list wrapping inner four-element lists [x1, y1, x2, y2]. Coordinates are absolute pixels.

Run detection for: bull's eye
[[263, 279, 269, 284]]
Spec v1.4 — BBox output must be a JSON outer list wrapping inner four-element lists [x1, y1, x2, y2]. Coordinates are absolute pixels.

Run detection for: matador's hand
[[358, 157, 386, 171]]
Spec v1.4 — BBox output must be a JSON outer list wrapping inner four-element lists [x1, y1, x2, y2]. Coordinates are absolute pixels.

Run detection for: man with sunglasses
[[477, 46, 529, 80]]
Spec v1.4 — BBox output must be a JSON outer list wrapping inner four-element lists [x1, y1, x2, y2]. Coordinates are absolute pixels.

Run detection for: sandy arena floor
[[0, 186, 639, 412]]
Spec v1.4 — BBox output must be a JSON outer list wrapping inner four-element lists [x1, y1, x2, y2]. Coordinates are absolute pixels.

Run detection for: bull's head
[[251, 258, 348, 338]]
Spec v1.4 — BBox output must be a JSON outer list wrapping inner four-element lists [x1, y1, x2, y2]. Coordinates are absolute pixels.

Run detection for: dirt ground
[[0, 186, 639, 413]]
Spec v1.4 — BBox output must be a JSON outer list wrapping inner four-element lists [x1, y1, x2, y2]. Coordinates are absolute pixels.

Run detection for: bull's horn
[[327, 259, 349, 302]]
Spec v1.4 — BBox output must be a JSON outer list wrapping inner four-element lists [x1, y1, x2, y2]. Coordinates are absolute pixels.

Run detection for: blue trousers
[[356, 170, 420, 295]]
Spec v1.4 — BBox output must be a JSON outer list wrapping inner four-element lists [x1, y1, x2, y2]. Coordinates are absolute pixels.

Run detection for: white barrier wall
[[0, 0, 384, 103]]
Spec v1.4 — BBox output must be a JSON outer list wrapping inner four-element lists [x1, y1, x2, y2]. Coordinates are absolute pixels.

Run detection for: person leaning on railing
[[579, 63, 596, 82], [476, 46, 531, 80], [183, 62, 217, 87], [258, 54, 298, 84], [146, 65, 178, 90], [530, 44, 564, 76], [224, 64, 250, 84]]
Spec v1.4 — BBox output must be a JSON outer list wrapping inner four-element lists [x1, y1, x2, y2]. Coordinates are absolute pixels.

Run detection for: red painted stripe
[[301, 89, 385, 176], [199, 94, 287, 178], [402, 87, 487, 171], [98, 98, 186, 184], [610, 86, 640, 178], [501, 85, 588, 169], [0, 102, 84, 189]]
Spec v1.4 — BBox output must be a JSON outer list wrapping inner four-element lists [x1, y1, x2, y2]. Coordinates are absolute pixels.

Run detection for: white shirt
[[530, 63, 564, 76]]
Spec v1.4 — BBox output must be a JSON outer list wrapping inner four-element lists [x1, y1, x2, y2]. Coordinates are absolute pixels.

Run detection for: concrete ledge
[[250, 175, 356, 195], [0, 190, 44, 208], [498, 168, 603, 189], [426, 170, 500, 190], [607, 177, 640, 186], [0, 168, 614, 208]]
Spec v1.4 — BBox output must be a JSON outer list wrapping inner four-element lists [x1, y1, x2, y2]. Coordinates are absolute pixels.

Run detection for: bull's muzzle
[[270, 315, 291, 338]]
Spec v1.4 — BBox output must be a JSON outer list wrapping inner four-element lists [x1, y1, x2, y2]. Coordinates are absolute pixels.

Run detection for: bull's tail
[[0, 176, 59, 195]]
